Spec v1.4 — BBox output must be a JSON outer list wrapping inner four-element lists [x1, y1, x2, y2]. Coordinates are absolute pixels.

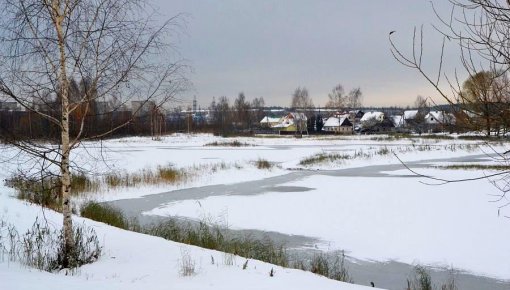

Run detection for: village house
[[425, 111, 456, 132], [322, 116, 353, 134], [272, 112, 308, 134], [360, 111, 384, 129]]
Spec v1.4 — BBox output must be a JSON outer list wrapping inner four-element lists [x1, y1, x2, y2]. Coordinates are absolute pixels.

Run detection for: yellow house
[[271, 112, 307, 134]]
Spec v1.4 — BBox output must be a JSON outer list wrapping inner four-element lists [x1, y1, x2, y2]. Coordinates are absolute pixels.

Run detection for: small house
[[323, 117, 353, 134], [272, 112, 308, 134]]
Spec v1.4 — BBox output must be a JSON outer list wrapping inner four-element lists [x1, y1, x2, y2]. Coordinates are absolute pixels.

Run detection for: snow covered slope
[[0, 190, 382, 290]]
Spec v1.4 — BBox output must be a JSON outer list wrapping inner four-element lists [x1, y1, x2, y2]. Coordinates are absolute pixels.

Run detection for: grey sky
[[156, 0, 462, 108]]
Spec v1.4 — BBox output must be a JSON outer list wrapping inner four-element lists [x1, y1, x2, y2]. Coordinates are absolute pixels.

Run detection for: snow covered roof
[[323, 117, 350, 127], [425, 111, 456, 124], [334, 113, 350, 119], [271, 120, 294, 128], [271, 113, 307, 128], [391, 115, 404, 127], [404, 110, 418, 120], [360, 111, 384, 122], [260, 116, 281, 124], [288, 112, 307, 121]]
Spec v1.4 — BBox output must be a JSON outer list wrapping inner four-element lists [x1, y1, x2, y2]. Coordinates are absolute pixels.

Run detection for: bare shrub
[[406, 265, 458, 290], [0, 217, 101, 271], [255, 159, 273, 169], [179, 249, 196, 276], [298, 251, 352, 283]]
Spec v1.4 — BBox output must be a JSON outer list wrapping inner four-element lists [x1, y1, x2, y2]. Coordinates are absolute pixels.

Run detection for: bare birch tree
[[291, 87, 314, 110], [0, 0, 188, 267], [347, 87, 363, 109], [326, 84, 345, 109]]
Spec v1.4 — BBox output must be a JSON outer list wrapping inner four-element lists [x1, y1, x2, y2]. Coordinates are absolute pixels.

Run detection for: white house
[[403, 110, 418, 124], [323, 117, 353, 134], [391, 115, 405, 128], [425, 111, 456, 125], [360, 111, 384, 129]]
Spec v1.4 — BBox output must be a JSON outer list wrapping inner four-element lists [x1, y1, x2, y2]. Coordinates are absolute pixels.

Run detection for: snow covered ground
[[0, 187, 377, 290], [1, 133, 509, 288]]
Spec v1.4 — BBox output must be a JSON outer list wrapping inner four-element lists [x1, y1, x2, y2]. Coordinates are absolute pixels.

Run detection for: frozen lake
[[101, 138, 509, 290]]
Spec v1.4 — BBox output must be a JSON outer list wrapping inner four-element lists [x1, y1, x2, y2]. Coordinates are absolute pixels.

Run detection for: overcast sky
[[155, 0, 464, 108]]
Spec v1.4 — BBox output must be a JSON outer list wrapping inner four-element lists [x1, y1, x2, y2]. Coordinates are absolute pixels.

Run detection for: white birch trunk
[[54, 0, 75, 267]]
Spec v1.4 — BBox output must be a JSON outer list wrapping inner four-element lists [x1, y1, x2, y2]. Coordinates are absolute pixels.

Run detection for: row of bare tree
[[208, 93, 265, 135], [290, 85, 363, 111]]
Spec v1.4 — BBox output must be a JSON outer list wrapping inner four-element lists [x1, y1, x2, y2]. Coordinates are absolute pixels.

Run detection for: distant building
[[360, 111, 384, 123], [371, 117, 395, 133], [424, 111, 456, 132], [323, 116, 353, 134], [425, 111, 456, 125], [272, 112, 308, 134], [403, 110, 418, 123], [391, 115, 405, 128], [349, 110, 365, 123], [360, 111, 385, 131]]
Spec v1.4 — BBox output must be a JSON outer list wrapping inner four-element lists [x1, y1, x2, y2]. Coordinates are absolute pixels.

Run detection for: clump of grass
[[104, 165, 188, 189], [310, 253, 329, 276], [457, 135, 492, 141], [330, 251, 352, 282], [6, 175, 61, 210], [0, 217, 101, 272], [72, 173, 100, 194], [105, 173, 123, 188], [144, 219, 288, 267], [437, 164, 510, 171], [6, 173, 101, 210], [417, 135, 455, 140], [407, 266, 433, 290], [205, 140, 251, 147], [156, 166, 180, 182], [80, 201, 129, 229], [307, 251, 352, 283], [376, 146, 391, 155], [369, 133, 422, 141], [406, 265, 458, 290], [299, 153, 350, 166], [8, 162, 242, 202], [255, 159, 273, 169]]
